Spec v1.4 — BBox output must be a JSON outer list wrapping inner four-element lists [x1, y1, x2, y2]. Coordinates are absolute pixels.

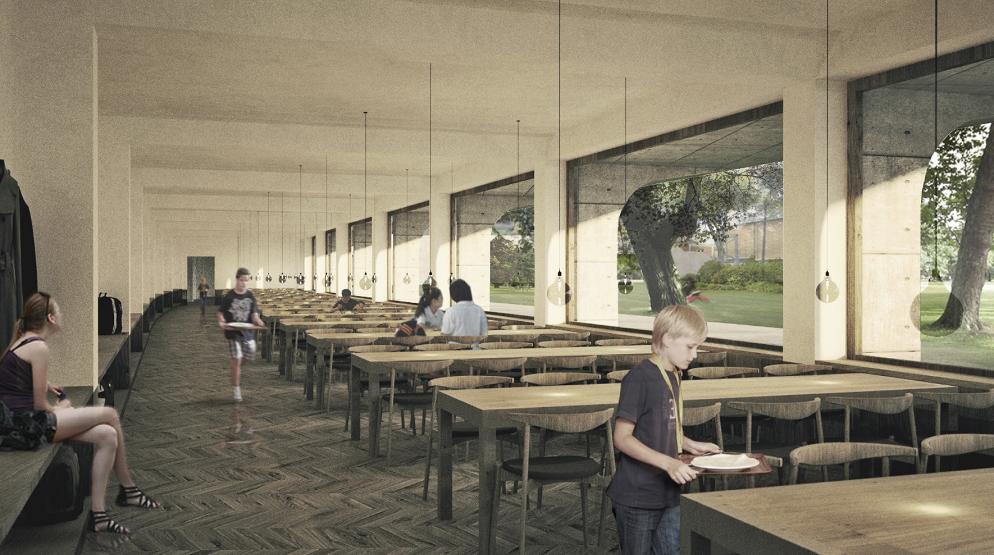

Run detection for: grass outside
[[617, 282, 783, 328], [490, 286, 536, 306], [918, 284, 994, 370]]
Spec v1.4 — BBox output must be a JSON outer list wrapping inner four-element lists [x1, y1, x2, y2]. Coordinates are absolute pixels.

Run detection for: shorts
[[227, 337, 257, 361]]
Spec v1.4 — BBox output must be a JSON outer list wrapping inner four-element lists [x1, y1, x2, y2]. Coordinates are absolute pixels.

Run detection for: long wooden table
[[277, 318, 406, 379], [426, 372, 956, 554], [682, 467, 994, 554], [305, 328, 585, 406]]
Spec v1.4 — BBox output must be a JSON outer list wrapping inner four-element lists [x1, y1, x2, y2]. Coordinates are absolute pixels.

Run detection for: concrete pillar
[[335, 220, 349, 294], [130, 167, 143, 316], [391, 210, 429, 303], [782, 79, 847, 363], [534, 159, 566, 326], [98, 136, 131, 309], [3, 2, 98, 387], [429, 189, 451, 307], [372, 200, 388, 302]]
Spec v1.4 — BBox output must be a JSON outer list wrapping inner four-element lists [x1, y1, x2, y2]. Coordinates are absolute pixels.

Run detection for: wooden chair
[[684, 402, 725, 491], [467, 357, 529, 379], [448, 335, 487, 345], [823, 394, 917, 477], [915, 389, 994, 437], [356, 326, 391, 333], [389, 335, 432, 348], [521, 372, 599, 387], [788, 442, 919, 484], [501, 324, 538, 330], [727, 398, 824, 485], [342, 344, 407, 430], [688, 366, 760, 380], [381, 359, 454, 463], [479, 341, 533, 350], [538, 355, 599, 375], [594, 338, 648, 346], [599, 353, 646, 373], [920, 433, 994, 473], [763, 363, 832, 376], [491, 408, 616, 551], [605, 370, 628, 382], [413, 343, 470, 352], [537, 340, 590, 348], [320, 335, 376, 410], [693, 351, 727, 367], [423, 376, 516, 500]]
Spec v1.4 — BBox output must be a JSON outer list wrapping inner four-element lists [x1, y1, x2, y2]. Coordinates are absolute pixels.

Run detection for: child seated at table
[[608, 305, 720, 554]]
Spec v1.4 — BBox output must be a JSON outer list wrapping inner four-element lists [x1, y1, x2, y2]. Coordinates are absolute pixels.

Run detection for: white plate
[[226, 322, 257, 329], [690, 453, 759, 471]]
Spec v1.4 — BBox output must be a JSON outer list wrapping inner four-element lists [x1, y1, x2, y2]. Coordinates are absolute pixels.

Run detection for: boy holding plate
[[217, 267, 265, 402], [608, 305, 721, 554]]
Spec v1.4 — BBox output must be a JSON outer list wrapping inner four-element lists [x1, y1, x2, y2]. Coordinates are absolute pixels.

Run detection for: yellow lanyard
[[650, 354, 683, 452]]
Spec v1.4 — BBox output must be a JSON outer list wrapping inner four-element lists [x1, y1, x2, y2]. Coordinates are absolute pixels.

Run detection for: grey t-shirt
[[607, 359, 682, 509]]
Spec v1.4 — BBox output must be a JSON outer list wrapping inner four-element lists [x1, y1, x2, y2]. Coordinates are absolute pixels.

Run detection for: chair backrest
[[594, 338, 648, 346], [389, 336, 433, 347], [469, 357, 529, 373], [684, 402, 724, 451], [694, 351, 727, 367], [428, 375, 514, 390], [334, 336, 377, 349], [356, 327, 391, 334], [521, 372, 598, 387], [413, 343, 470, 351], [763, 363, 832, 376], [537, 340, 591, 348], [390, 359, 454, 375], [788, 442, 919, 484], [728, 398, 824, 453], [916, 389, 994, 409], [479, 341, 533, 350], [508, 407, 614, 434], [920, 433, 994, 460], [501, 324, 538, 330], [448, 335, 487, 345], [349, 344, 407, 354], [606, 370, 629, 382], [824, 393, 913, 415], [540, 355, 599, 370], [688, 366, 759, 379], [600, 353, 647, 371]]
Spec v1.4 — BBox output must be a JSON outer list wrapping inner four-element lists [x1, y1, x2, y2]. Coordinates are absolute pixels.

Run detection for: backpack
[[17, 445, 84, 525], [97, 292, 123, 335], [394, 318, 426, 337]]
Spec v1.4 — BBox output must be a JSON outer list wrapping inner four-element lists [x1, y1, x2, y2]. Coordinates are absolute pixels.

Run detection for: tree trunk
[[621, 214, 683, 312], [934, 131, 994, 331]]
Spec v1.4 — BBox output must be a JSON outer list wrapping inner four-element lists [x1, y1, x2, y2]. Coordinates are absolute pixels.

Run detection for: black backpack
[[97, 292, 123, 335], [17, 445, 83, 525]]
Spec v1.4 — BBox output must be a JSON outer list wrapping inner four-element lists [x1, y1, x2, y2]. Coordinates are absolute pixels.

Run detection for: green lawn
[[490, 286, 536, 306], [617, 282, 783, 328], [919, 284, 994, 369]]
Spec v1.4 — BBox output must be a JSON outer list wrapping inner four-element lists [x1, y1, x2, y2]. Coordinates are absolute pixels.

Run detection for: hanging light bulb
[[617, 77, 633, 297], [546, 269, 572, 305], [618, 272, 634, 295], [403, 272, 412, 284], [815, 271, 839, 303], [359, 272, 372, 291], [817, 1, 839, 305]]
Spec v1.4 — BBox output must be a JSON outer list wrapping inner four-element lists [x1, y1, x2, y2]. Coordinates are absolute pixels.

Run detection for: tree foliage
[[490, 206, 535, 287]]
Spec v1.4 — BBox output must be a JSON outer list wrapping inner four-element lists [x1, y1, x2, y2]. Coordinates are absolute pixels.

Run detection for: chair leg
[[423, 409, 435, 500], [343, 361, 352, 432], [597, 487, 610, 548], [580, 481, 589, 548], [387, 372, 396, 464]]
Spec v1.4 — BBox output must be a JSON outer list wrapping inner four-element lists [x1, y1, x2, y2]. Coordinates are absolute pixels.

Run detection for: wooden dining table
[[682, 467, 994, 554], [423, 371, 956, 554], [277, 318, 407, 380], [304, 328, 586, 407]]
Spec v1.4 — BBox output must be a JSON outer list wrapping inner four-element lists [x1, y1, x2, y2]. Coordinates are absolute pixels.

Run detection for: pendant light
[[913, 0, 960, 337], [546, 0, 571, 306], [296, 164, 305, 286], [422, 62, 438, 295], [279, 192, 286, 284], [255, 211, 261, 281], [348, 192, 354, 288], [358, 111, 373, 291], [815, 0, 840, 304], [402, 168, 413, 285], [324, 154, 333, 290], [266, 193, 272, 283], [618, 77, 634, 295]]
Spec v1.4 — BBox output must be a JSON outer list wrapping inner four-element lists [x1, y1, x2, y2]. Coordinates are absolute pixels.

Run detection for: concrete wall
[[390, 209, 429, 303]]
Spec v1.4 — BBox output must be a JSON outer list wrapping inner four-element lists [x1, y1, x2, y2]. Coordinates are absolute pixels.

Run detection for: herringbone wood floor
[[81, 305, 619, 554]]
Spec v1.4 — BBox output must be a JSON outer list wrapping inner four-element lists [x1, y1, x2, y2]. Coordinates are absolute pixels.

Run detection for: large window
[[568, 104, 784, 346], [389, 204, 429, 303], [348, 218, 373, 297], [452, 173, 534, 316], [324, 229, 336, 293], [851, 44, 994, 373]]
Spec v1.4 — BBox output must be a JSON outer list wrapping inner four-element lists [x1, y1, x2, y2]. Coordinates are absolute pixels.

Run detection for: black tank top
[[0, 336, 45, 411]]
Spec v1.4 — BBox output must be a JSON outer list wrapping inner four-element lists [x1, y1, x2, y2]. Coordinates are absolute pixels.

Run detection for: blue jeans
[[613, 502, 681, 554]]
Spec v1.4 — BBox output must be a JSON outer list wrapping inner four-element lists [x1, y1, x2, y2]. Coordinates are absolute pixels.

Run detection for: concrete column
[[782, 79, 847, 363], [4, 3, 98, 387], [391, 210, 429, 303], [335, 219, 349, 294], [372, 200, 389, 302], [130, 167, 143, 315], [534, 159, 566, 326], [98, 136, 131, 307], [429, 189, 451, 307]]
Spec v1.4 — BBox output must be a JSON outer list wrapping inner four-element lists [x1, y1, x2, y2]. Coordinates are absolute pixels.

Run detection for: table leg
[[287, 330, 298, 382], [478, 422, 498, 554], [316, 347, 327, 409], [267, 322, 277, 362], [277, 329, 286, 376], [305, 343, 315, 400], [349, 360, 361, 440], [368, 371, 381, 457], [438, 408, 453, 521]]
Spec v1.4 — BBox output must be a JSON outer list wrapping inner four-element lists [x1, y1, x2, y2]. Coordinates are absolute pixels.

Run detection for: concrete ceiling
[[89, 0, 965, 202]]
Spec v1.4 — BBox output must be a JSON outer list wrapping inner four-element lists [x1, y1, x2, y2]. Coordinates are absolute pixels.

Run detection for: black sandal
[[89, 510, 129, 534], [116, 485, 161, 509]]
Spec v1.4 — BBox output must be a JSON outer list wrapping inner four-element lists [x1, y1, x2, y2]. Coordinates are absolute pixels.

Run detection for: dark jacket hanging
[[1, 163, 38, 350]]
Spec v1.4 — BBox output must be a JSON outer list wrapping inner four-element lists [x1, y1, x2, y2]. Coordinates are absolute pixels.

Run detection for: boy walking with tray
[[608, 305, 721, 554], [217, 268, 265, 402]]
